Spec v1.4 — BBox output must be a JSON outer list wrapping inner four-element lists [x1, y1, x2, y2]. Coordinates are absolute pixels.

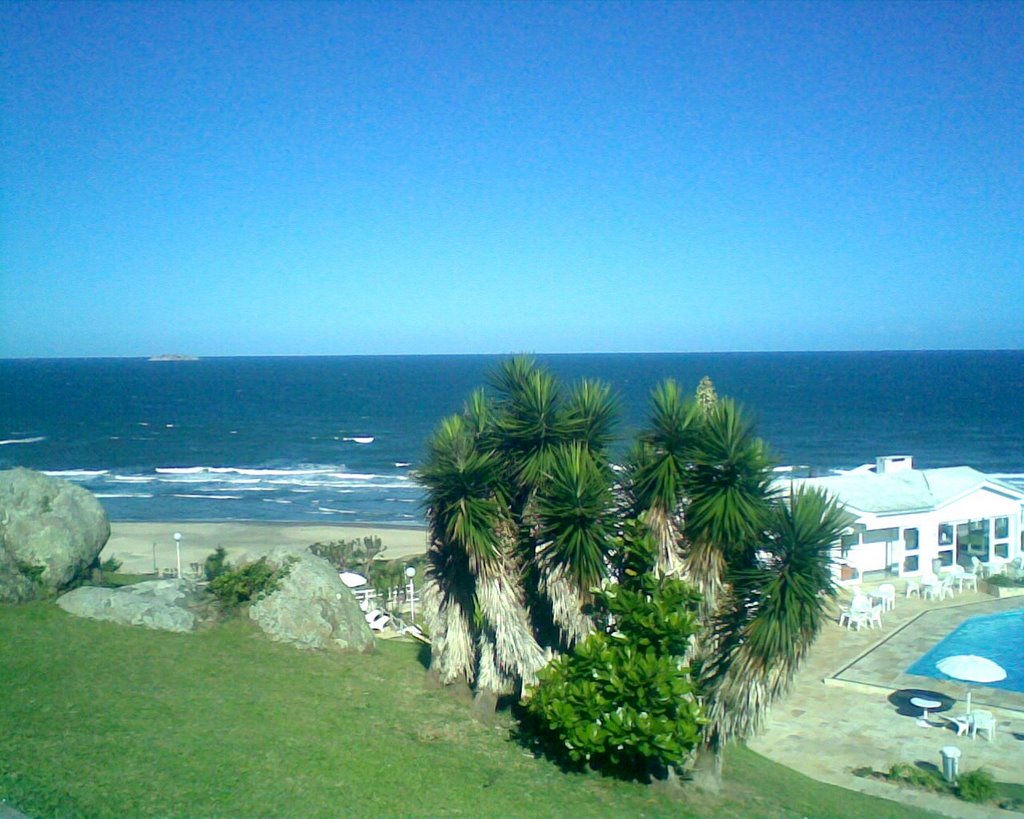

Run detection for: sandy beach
[[102, 521, 428, 576]]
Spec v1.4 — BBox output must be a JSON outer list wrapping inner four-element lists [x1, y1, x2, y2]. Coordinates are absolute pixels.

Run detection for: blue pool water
[[907, 608, 1024, 694]]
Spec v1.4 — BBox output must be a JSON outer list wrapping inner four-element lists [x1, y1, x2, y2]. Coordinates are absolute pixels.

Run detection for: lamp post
[[405, 566, 416, 622], [173, 532, 182, 579]]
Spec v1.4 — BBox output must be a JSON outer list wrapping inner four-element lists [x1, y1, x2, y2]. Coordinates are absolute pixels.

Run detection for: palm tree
[[627, 379, 841, 789], [694, 486, 850, 788], [423, 362, 845, 783], [419, 358, 620, 700], [626, 379, 697, 577]]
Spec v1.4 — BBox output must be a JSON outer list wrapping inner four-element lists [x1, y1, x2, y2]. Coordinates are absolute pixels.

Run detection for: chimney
[[876, 455, 914, 474]]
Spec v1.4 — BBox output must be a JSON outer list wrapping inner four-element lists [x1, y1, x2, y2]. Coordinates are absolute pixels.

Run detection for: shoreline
[[103, 520, 428, 576]]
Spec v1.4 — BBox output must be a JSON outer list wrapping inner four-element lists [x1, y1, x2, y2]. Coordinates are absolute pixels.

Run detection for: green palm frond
[[683, 398, 774, 554], [494, 365, 568, 489], [463, 388, 495, 441], [631, 379, 698, 515], [536, 442, 616, 592], [488, 354, 539, 397], [562, 378, 620, 454], [420, 414, 504, 566], [699, 486, 850, 744]]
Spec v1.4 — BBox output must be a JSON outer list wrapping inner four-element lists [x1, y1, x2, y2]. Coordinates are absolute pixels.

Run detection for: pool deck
[[747, 585, 1024, 818]]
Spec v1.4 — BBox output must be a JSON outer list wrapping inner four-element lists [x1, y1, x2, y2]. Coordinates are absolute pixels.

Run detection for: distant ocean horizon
[[1, 351, 1022, 524]]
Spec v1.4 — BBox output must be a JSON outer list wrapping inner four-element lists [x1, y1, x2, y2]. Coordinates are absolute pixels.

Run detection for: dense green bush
[[99, 556, 123, 574], [15, 561, 45, 585], [204, 547, 231, 581], [209, 557, 293, 610], [986, 573, 1024, 588], [521, 576, 704, 780], [309, 537, 385, 571], [886, 762, 946, 792], [956, 768, 996, 803]]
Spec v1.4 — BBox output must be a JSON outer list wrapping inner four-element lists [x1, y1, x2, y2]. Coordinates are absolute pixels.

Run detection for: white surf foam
[[42, 469, 108, 478], [156, 466, 338, 477], [342, 436, 374, 444], [0, 436, 46, 446], [172, 493, 243, 500], [95, 493, 154, 499]]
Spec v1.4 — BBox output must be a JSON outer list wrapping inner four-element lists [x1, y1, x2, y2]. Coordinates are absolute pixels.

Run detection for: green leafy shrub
[[204, 547, 231, 581], [99, 556, 123, 574], [309, 536, 385, 572], [209, 557, 293, 610], [886, 762, 946, 792], [987, 574, 1024, 588], [521, 576, 704, 780], [956, 768, 996, 803], [16, 562, 45, 584]]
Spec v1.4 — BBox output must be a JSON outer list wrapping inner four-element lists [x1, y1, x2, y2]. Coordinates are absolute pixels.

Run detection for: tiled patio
[[747, 585, 1024, 818]]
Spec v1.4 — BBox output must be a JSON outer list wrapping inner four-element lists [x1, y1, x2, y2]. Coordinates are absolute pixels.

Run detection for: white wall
[[838, 486, 1023, 578]]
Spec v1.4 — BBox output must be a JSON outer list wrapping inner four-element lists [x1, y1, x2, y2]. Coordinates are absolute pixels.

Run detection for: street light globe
[[173, 532, 182, 542], [405, 566, 416, 579]]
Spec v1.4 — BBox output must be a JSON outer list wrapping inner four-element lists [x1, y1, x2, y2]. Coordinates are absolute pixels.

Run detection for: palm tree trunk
[[690, 743, 724, 792]]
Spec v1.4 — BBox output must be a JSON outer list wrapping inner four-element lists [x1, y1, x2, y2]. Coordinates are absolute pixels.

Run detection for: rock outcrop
[[0, 467, 110, 602], [57, 579, 210, 632], [248, 547, 375, 652]]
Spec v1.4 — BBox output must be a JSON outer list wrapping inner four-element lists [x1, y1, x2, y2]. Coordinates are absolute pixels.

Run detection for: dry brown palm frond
[[475, 555, 546, 688], [643, 505, 685, 577], [679, 537, 728, 619], [476, 631, 519, 695], [535, 555, 594, 647], [422, 575, 475, 684]]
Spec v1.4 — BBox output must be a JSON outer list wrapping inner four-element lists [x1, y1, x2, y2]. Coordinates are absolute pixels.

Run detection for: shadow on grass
[[506, 699, 666, 785], [416, 639, 431, 669]]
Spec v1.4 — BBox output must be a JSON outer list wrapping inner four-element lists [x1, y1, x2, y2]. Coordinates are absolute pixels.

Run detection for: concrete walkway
[[748, 586, 1024, 818]]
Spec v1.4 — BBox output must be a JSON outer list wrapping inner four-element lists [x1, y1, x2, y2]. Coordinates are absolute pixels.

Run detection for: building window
[[862, 527, 899, 544], [939, 523, 953, 545], [904, 528, 919, 551], [903, 554, 920, 573], [995, 517, 1009, 539], [994, 542, 1009, 558]]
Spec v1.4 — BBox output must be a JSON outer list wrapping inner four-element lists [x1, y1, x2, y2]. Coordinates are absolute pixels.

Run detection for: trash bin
[[940, 746, 961, 782]]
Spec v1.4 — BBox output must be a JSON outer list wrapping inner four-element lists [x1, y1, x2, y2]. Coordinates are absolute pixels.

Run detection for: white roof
[[786, 466, 1024, 515]]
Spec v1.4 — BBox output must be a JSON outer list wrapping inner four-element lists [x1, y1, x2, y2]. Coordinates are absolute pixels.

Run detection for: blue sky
[[2, 1, 1021, 357]]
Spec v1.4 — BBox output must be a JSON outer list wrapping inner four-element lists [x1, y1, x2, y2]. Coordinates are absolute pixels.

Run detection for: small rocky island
[[148, 353, 200, 361]]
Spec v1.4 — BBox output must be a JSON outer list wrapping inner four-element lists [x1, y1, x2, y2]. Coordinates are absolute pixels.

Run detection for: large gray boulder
[[249, 547, 374, 652], [0, 467, 110, 601], [56, 579, 209, 632]]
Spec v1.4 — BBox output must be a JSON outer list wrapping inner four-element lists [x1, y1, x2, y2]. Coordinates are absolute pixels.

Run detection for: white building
[[786, 456, 1024, 582]]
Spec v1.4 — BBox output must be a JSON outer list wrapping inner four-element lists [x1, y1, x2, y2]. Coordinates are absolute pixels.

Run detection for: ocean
[[1, 351, 1022, 524]]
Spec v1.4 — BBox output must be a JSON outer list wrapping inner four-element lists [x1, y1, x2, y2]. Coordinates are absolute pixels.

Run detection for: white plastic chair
[[971, 710, 996, 742], [922, 576, 943, 600], [956, 568, 978, 592], [875, 584, 896, 612], [971, 556, 987, 578], [844, 595, 873, 630], [904, 579, 920, 598]]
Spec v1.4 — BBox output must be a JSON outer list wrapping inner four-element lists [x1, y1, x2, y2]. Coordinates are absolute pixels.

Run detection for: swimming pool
[[907, 608, 1024, 693]]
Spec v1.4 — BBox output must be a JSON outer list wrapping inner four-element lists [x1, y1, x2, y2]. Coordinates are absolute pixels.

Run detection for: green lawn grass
[[0, 602, 937, 818]]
